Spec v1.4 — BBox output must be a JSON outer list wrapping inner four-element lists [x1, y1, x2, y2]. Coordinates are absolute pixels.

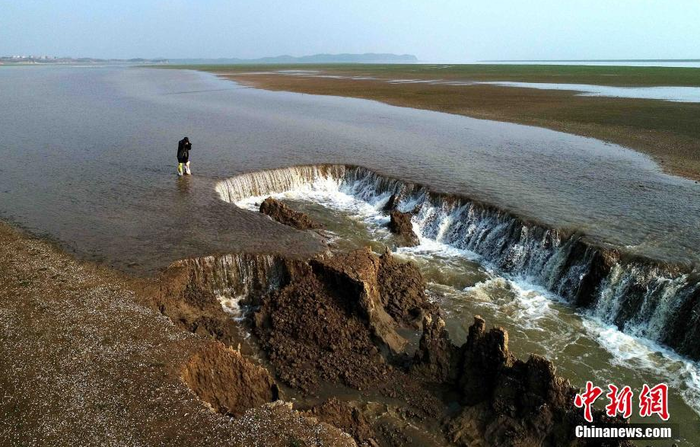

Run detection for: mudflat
[[0, 222, 352, 446], [182, 64, 700, 181]]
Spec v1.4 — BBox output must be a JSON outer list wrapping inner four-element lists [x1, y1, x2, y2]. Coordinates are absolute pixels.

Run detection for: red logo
[[605, 385, 634, 418], [639, 383, 669, 421], [574, 381, 603, 423], [575, 382, 669, 422]]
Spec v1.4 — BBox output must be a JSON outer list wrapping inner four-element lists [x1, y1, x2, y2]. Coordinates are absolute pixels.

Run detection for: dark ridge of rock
[[412, 314, 460, 383], [388, 210, 419, 247], [382, 194, 399, 212], [412, 316, 633, 447], [260, 197, 322, 230], [459, 316, 513, 406], [181, 342, 279, 417], [303, 399, 377, 446]]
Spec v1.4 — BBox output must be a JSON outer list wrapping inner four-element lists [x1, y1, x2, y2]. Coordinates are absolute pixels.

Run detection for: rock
[[377, 250, 435, 328], [388, 210, 419, 247], [181, 342, 279, 417], [382, 194, 399, 211], [313, 248, 432, 354], [252, 248, 433, 393], [253, 253, 392, 392], [412, 314, 460, 383], [303, 398, 376, 445], [260, 197, 322, 230], [459, 316, 513, 406], [443, 316, 634, 447]]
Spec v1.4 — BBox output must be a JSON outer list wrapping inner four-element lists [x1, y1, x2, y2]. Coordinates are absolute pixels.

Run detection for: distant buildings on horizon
[[0, 55, 169, 65]]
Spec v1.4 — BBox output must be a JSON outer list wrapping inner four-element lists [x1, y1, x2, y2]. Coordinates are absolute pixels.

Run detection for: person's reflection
[[176, 175, 191, 195]]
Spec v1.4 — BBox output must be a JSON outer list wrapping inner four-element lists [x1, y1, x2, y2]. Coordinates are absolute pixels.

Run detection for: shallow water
[[0, 66, 698, 274], [245, 70, 700, 103], [236, 184, 699, 446], [481, 81, 700, 103]]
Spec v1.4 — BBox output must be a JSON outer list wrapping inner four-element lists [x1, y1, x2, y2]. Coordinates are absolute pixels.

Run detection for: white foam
[[582, 317, 700, 416], [230, 178, 700, 417], [217, 294, 246, 322]]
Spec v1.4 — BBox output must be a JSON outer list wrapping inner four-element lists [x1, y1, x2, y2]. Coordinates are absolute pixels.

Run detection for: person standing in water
[[177, 137, 192, 176]]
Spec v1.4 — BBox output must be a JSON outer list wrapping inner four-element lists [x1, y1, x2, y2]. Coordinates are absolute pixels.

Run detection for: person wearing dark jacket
[[177, 137, 192, 176]]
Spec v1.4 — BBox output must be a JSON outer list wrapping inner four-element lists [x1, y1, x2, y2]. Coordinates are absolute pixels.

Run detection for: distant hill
[[170, 53, 418, 65]]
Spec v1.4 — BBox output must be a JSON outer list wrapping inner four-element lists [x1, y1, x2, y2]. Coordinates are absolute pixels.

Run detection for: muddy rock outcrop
[[388, 210, 419, 247], [377, 249, 436, 328], [412, 316, 633, 447], [260, 197, 322, 230], [303, 399, 377, 446], [382, 194, 399, 212], [182, 342, 279, 417], [145, 262, 239, 344], [252, 248, 434, 393], [412, 314, 460, 383]]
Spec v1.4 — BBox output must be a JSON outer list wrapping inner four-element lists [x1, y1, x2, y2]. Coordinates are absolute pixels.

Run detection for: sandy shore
[[0, 222, 352, 446], [187, 65, 700, 181]]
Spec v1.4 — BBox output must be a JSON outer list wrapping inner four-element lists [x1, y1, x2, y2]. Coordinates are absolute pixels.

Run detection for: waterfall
[[173, 253, 289, 309], [215, 164, 347, 203], [214, 165, 700, 360]]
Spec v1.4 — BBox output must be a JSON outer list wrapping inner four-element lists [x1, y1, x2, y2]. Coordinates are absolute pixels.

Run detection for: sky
[[1, 0, 699, 62]]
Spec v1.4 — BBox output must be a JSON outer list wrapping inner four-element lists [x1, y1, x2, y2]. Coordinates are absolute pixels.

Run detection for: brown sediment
[[260, 196, 323, 230], [213, 70, 700, 181], [302, 399, 377, 446], [251, 248, 437, 393], [141, 259, 241, 344], [0, 222, 354, 446], [0, 216, 633, 446], [414, 315, 634, 447], [181, 342, 279, 417]]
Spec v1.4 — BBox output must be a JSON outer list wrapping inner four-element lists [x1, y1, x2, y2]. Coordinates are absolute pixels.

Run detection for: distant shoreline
[[177, 63, 700, 181], [483, 59, 700, 62]]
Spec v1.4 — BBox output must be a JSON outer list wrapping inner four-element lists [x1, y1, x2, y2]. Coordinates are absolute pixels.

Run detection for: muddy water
[[237, 188, 699, 446], [0, 66, 699, 274]]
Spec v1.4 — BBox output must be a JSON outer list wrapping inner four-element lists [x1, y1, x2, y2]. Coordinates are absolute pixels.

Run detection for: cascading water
[[174, 252, 289, 317], [214, 164, 700, 361]]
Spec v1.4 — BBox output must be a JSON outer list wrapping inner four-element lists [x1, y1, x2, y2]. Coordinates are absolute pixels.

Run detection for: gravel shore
[[0, 222, 353, 446]]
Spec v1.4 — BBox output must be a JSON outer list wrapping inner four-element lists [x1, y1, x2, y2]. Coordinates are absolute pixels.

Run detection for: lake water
[[1, 66, 698, 273], [481, 81, 700, 103], [2, 65, 699, 444]]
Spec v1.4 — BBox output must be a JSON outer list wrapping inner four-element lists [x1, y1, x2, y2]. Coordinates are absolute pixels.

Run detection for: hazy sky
[[2, 0, 699, 62]]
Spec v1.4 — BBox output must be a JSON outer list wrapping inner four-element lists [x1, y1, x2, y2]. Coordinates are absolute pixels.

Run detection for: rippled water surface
[[0, 66, 698, 273], [235, 183, 700, 446]]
